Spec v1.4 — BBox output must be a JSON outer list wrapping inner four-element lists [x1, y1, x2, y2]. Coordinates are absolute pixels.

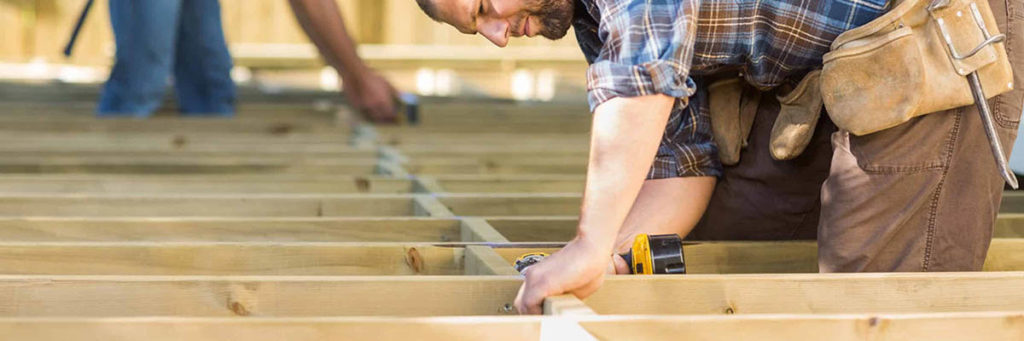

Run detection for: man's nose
[[478, 18, 509, 47]]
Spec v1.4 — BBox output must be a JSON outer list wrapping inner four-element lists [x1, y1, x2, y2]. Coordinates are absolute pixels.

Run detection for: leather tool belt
[[820, 0, 1014, 135]]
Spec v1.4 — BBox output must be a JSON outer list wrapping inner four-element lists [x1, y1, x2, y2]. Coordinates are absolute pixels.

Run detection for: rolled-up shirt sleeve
[[585, 0, 699, 110], [583, 0, 719, 179]]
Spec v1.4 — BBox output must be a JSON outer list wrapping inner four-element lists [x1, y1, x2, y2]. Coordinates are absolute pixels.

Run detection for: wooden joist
[[0, 273, 1019, 317], [0, 194, 427, 217], [0, 218, 462, 242], [0, 312, 1021, 341], [0, 243, 473, 276], [491, 239, 1024, 273], [0, 175, 412, 194]]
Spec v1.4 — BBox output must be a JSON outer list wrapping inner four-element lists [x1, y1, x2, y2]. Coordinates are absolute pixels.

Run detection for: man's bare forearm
[[577, 95, 676, 253], [287, 0, 367, 80]]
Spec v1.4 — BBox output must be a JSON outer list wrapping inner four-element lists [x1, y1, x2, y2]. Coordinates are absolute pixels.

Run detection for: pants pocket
[[848, 109, 958, 173]]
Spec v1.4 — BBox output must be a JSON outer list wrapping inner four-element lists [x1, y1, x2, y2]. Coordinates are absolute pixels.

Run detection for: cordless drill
[[514, 234, 686, 274]]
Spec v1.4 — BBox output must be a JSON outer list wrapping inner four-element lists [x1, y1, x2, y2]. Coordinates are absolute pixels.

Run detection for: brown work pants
[[694, 0, 1024, 272]]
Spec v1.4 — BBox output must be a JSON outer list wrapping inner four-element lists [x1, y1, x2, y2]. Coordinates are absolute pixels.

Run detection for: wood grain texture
[[0, 194, 420, 217], [0, 217, 461, 242], [0, 276, 523, 317], [587, 273, 1024, 315], [0, 243, 465, 276]]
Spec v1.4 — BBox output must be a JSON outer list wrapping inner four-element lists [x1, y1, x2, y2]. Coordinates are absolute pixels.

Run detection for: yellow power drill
[[513, 234, 686, 275]]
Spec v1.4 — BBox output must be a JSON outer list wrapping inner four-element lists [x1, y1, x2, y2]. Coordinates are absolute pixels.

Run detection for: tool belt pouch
[[820, 0, 1014, 136], [708, 78, 760, 166]]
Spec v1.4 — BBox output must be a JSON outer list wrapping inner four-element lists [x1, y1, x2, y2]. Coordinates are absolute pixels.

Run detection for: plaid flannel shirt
[[572, 0, 888, 179]]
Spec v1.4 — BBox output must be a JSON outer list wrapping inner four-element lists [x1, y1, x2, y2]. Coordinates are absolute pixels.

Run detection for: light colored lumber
[[404, 157, 586, 175], [0, 157, 380, 175], [0, 317, 546, 341], [0, 175, 412, 194], [0, 217, 462, 242], [544, 295, 596, 316], [0, 273, 1022, 316], [995, 213, 1024, 237], [486, 217, 577, 242], [412, 176, 447, 193], [413, 195, 456, 217], [460, 218, 511, 243], [432, 175, 584, 193], [464, 245, 519, 275], [492, 239, 1024, 273], [436, 194, 581, 217], [0, 117, 349, 134], [0, 275, 524, 317], [0, 243, 464, 276], [0, 313, 1018, 341], [586, 272, 1024, 315], [580, 312, 1024, 341], [0, 194, 421, 217]]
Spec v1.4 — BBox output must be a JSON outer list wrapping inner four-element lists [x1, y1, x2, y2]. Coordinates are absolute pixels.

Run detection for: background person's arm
[[288, 0, 397, 121]]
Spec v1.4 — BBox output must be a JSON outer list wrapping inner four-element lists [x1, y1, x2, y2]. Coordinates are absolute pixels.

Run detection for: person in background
[[97, 0, 397, 121]]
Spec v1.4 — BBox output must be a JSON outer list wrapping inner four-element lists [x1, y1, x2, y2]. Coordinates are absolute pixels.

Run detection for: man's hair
[[416, 0, 442, 22]]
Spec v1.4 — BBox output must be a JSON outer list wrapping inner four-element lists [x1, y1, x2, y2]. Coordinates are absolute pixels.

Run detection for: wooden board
[[0, 317, 545, 341], [427, 175, 585, 193], [586, 272, 1024, 315], [0, 276, 523, 317], [0, 243, 467, 276], [0, 273, 1019, 317], [492, 239, 1024, 273], [437, 194, 581, 216], [0, 217, 461, 242], [0, 175, 412, 194], [0, 194, 424, 217], [0, 312, 1021, 341]]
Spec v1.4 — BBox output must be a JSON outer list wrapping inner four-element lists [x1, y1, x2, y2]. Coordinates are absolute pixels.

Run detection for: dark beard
[[529, 0, 574, 40]]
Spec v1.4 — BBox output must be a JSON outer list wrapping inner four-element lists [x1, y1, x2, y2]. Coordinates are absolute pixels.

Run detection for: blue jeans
[[98, 0, 235, 116]]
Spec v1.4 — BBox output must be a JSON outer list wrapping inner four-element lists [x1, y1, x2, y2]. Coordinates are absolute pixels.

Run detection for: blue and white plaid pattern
[[573, 0, 888, 179]]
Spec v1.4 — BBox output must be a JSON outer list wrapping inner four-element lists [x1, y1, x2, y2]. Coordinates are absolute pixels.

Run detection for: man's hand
[[342, 68, 398, 123], [513, 94, 677, 314], [513, 237, 610, 314]]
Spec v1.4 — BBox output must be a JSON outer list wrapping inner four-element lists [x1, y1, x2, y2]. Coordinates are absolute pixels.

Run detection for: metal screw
[[501, 304, 514, 313]]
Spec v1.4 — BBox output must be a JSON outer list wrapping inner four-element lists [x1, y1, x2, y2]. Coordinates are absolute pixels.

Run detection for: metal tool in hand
[[930, 0, 1018, 188]]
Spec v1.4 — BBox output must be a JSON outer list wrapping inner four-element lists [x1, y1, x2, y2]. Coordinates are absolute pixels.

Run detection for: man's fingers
[[571, 272, 605, 299], [513, 282, 528, 314]]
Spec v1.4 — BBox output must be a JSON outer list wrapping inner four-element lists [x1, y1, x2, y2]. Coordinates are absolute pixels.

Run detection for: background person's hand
[[513, 237, 611, 314], [343, 68, 398, 123]]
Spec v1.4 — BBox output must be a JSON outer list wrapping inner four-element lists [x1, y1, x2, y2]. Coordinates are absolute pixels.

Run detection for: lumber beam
[[0, 243, 467, 276], [0, 273, 1020, 317], [0, 194, 424, 217], [579, 312, 1024, 341], [437, 194, 581, 217], [0, 276, 524, 317], [0, 175, 413, 194], [0, 313, 1018, 341], [491, 239, 1024, 273], [0, 217, 462, 242], [460, 218, 510, 243], [464, 245, 519, 276], [0, 158, 381, 175], [0, 317, 546, 341], [586, 272, 1024, 315], [429, 175, 584, 194]]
